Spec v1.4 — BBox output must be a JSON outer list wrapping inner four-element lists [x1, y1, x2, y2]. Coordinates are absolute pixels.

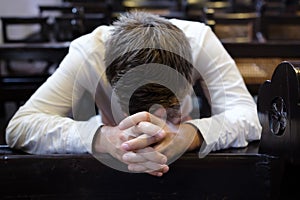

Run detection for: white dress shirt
[[5, 19, 262, 157]]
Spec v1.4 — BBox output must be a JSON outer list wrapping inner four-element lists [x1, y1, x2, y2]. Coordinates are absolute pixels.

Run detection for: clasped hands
[[93, 111, 200, 177]]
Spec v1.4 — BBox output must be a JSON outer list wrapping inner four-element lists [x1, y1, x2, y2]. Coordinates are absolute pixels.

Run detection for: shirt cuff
[[73, 115, 103, 154], [185, 116, 224, 158]]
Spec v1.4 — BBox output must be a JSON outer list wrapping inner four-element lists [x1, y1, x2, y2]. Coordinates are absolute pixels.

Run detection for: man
[[6, 12, 261, 177]]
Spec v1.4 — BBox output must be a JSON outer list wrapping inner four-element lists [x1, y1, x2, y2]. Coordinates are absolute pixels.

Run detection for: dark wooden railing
[[0, 141, 286, 200]]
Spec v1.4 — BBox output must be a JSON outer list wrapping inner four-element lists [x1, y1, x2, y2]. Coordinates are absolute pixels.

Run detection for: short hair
[[105, 11, 194, 117]]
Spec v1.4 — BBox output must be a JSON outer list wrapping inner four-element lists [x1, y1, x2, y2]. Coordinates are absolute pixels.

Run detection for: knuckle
[[137, 121, 150, 129], [119, 133, 126, 141]]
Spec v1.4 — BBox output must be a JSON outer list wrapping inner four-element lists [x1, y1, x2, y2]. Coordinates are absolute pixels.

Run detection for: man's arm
[[172, 20, 262, 157], [6, 31, 107, 154]]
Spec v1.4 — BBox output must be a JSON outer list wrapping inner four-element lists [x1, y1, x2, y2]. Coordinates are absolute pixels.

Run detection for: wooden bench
[[38, 4, 85, 39], [256, 60, 300, 199], [0, 141, 285, 199], [207, 11, 260, 43], [0, 16, 50, 43], [223, 41, 300, 95], [38, 2, 112, 41], [257, 61, 300, 165], [258, 13, 300, 41], [121, 0, 185, 19], [0, 42, 69, 116]]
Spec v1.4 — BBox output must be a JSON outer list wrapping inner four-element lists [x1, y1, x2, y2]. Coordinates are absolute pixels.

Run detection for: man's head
[[105, 11, 194, 120]]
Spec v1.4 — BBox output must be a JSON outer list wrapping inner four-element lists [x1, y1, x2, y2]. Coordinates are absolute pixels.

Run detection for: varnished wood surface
[[0, 42, 70, 61], [223, 41, 300, 58], [0, 142, 284, 200], [224, 41, 300, 94]]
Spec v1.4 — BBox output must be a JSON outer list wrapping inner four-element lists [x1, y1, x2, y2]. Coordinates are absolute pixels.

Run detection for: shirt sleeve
[[5, 26, 110, 154], [172, 20, 262, 157]]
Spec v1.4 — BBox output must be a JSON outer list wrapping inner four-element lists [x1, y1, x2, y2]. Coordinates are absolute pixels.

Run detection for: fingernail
[[161, 157, 167, 164], [156, 172, 163, 177], [121, 143, 130, 151], [118, 122, 124, 129], [157, 130, 165, 138], [163, 165, 169, 173], [122, 154, 128, 161]]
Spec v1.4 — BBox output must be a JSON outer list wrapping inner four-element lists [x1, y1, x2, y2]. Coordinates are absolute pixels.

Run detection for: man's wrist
[[181, 123, 203, 151], [92, 125, 105, 154]]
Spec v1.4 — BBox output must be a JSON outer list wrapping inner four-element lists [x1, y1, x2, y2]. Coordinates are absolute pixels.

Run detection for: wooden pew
[[184, 0, 207, 21], [0, 42, 69, 62], [223, 41, 300, 95], [257, 61, 300, 164], [38, 4, 86, 40], [0, 16, 50, 43], [207, 11, 260, 43], [0, 42, 69, 116], [257, 60, 300, 199], [121, 0, 185, 19], [38, 3, 111, 41], [258, 13, 300, 41], [0, 141, 285, 199], [63, 2, 113, 29]]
